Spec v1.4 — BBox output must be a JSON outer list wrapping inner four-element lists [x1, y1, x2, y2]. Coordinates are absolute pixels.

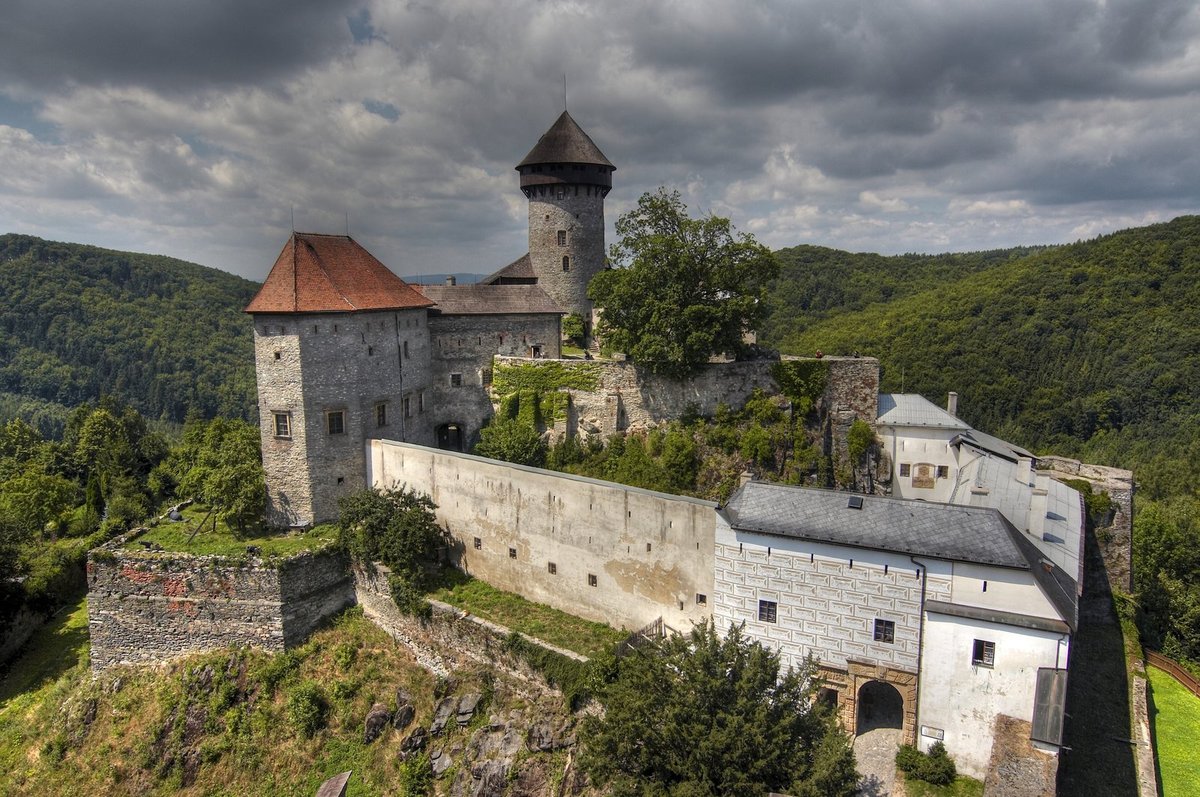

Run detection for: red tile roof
[[245, 233, 433, 314]]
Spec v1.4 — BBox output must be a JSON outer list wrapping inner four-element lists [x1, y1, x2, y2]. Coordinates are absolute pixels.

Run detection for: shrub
[[895, 741, 957, 786], [286, 680, 328, 738]]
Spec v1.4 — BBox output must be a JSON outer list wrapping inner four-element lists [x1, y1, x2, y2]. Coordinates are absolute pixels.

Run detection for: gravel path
[[854, 727, 902, 797]]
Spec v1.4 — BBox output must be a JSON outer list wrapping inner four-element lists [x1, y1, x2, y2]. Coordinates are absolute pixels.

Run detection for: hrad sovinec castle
[[90, 110, 1136, 787]]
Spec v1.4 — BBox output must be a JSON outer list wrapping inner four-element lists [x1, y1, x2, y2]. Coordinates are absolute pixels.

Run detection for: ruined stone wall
[[86, 545, 353, 671], [368, 440, 716, 634], [490, 354, 880, 439], [253, 308, 432, 526], [426, 313, 563, 448], [1039, 456, 1134, 594]]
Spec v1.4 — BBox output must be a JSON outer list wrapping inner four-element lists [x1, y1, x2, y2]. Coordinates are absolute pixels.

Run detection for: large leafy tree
[[163, 417, 265, 533], [589, 189, 779, 378], [580, 620, 857, 797]]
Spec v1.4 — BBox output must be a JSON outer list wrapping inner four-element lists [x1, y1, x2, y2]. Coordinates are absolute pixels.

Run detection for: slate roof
[[722, 481, 1077, 629], [415, 284, 564, 315], [877, 394, 969, 430], [952, 428, 1034, 462], [517, 111, 614, 168], [245, 233, 433, 314], [481, 252, 537, 285]]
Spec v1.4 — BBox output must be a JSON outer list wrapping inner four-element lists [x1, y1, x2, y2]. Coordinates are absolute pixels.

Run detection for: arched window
[[562, 255, 570, 271]]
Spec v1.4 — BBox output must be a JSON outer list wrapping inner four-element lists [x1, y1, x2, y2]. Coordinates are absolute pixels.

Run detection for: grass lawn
[[901, 775, 985, 797], [1148, 665, 1200, 796], [124, 504, 336, 557], [430, 575, 626, 658]]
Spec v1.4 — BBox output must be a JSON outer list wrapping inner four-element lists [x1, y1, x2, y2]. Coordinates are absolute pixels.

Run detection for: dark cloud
[[0, 0, 360, 94]]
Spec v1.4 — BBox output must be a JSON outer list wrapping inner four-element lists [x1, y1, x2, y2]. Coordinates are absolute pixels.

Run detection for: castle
[[246, 111, 612, 527], [235, 111, 1134, 780]]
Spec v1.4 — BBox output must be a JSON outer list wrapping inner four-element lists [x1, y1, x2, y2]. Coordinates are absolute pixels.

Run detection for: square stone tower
[[245, 233, 435, 526]]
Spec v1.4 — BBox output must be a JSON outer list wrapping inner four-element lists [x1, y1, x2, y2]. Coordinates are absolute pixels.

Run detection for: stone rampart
[[354, 563, 586, 690], [368, 440, 716, 634], [87, 542, 353, 671]]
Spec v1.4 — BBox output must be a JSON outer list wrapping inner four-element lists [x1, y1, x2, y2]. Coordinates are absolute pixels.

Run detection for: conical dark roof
[[517, 111, 613, 169]]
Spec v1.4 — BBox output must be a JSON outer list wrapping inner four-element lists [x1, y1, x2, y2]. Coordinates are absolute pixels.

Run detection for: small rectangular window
[[403, 340, 410, 359], [557, 230, 566, 246], [376, 403, 387, 427], [758, 600, 777, 623], [587, 573, 597, 587], [973, 639, 996, 667], [937, 465, 949, 479], [450, 373, 463, 387], [327, 410, 345, 435], [273, 413, 291, 438], [274, 350, 281, 360], [562, 255, 570, 272], [899, 463, 911, 477], [473, 537, 481, 550], [404, 395, 412, 418], [548, 562, 557, 575], [874, 619, 896, 644], [418, 391, 426, 413], [696, 593, 707, 605], [508, 547, 517, 559], [646, 542, 652, 553]]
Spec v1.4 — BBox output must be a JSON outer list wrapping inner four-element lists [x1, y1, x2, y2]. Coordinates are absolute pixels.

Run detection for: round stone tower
[[516, 111, 614, 326]]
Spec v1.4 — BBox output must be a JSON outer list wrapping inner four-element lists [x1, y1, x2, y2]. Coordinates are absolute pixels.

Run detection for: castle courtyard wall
[[367, 440, 716, 634]]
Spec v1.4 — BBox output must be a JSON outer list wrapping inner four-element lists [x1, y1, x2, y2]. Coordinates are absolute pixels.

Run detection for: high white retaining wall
[[367, 440, 716, 634]]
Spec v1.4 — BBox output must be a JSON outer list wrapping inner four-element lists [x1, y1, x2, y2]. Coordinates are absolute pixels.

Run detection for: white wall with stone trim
[[919, 612, 1069, 778], [367, 440, 715, 633]]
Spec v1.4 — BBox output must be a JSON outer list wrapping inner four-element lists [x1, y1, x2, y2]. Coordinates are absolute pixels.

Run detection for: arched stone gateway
[[856, 680, 905, 734], [437, 423, 464, 452]]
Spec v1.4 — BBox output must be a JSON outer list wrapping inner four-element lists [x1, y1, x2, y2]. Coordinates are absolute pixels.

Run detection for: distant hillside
[[763, 216, 1200, 501], [0, 234, 258, 435]]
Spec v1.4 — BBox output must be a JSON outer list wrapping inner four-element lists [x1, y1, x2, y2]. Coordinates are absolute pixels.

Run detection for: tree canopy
[[580, 620, 857, 797], [589, 189, 779, 378]]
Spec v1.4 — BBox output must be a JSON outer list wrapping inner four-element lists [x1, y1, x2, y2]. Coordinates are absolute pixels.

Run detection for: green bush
[[286, 680, 328, 738], [895, 741, 957, 786]]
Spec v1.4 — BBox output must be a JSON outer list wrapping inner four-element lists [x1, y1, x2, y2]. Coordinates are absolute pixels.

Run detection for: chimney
[[445, 275, 457, 286], [947, 391, 958, 416]]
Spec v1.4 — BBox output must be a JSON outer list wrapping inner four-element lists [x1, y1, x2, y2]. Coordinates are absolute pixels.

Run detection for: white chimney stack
[[947, 391, 959, 416]]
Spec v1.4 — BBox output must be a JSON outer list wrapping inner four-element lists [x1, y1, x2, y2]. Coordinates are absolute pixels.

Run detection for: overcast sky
[[2, 0, 1199, 282]]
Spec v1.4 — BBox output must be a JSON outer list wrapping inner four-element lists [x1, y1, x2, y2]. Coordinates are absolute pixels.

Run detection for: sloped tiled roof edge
[[245, 233, 433, 314]]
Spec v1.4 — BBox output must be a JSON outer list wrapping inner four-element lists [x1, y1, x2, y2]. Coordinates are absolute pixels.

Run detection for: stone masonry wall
[[426, 313, 563, 448], [354, 563, 586, 688], [528, 190, 605, 319], [1039, 456, 1134, 593], [87, 544, 353, 672], [491, 354, 881, 440], [254, 308, 433, 526]]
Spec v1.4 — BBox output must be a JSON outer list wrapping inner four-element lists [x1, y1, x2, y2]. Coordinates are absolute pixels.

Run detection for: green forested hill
[[0, 234, 258, 435], [762, 216, 1200, 502]]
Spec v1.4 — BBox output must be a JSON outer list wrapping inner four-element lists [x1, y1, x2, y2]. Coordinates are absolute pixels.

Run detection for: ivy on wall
[[771, 360, 829, 418]]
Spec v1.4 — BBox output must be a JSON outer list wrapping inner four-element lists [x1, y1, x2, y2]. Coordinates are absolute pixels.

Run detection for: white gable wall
[[950, 563, 1061, 620], [879, 425, 959, 503]]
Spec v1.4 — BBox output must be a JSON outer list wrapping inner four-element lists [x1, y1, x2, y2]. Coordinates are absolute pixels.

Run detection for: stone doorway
[[856, 680, 904, 734], [437, 423, 464, 452]]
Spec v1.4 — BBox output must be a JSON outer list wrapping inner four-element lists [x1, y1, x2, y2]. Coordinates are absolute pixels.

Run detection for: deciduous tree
[[589, 189, 779, 378]]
